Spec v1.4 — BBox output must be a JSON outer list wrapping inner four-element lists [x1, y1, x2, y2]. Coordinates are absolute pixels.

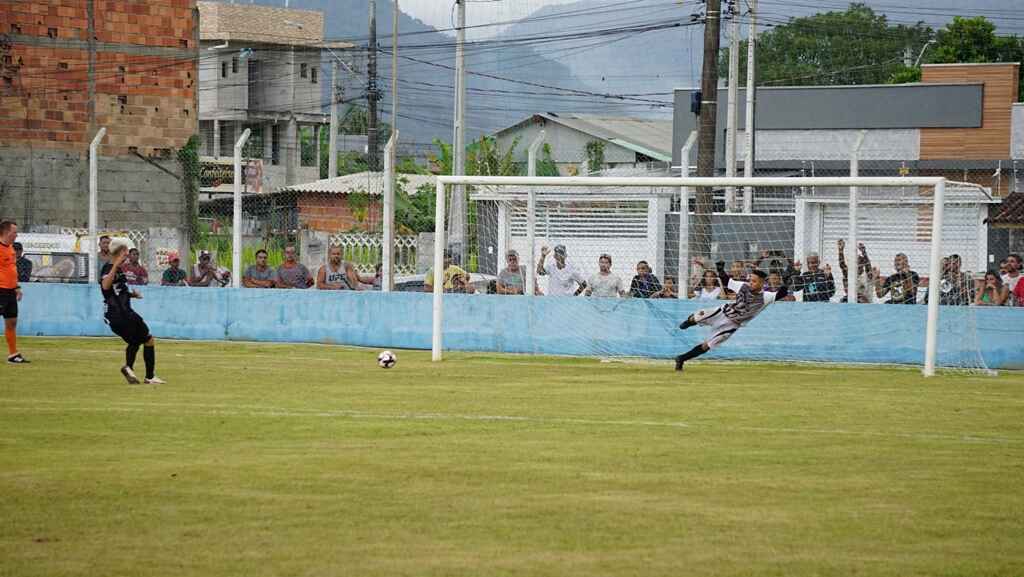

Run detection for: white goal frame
[[432, 175, 949, 376]]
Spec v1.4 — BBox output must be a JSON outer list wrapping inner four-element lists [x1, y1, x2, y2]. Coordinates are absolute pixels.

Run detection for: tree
[[929, 17, 1024, 97], [720, 4, 932, 87]]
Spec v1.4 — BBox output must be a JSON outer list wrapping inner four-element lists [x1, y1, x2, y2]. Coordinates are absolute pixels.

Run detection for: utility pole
[[367, 0, 380, 172], [392, 0, 399, 141], [724, 0, 739, 213], [450, 0, 467, 262], [329, 60, 339, 178], [743, 0, 757, 213], [694, 0, 722, 259]]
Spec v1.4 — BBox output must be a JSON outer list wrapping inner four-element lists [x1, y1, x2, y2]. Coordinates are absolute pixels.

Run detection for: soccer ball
[[377, 350, 397, 369]]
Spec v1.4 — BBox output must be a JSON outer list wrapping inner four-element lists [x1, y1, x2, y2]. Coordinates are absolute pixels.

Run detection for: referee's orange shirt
[[0, 242, 16, 289]]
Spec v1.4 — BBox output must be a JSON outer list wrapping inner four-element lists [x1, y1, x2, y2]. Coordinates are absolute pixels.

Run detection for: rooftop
[[497, 113, 674, 162], [197, 1, 352, 49], [282, 172, 437, 196]]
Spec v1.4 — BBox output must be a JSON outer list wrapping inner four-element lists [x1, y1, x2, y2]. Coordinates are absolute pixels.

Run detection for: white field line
[[1, 399, 1020, 445]]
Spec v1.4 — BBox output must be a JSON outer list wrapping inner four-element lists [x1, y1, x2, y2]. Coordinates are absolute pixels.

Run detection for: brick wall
[[297, 194, 383, 233], [0, 0, 198, 155]]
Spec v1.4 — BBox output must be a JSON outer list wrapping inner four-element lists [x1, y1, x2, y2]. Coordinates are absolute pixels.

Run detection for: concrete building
[[196, 1, 354, 191], [494, 113, 673, 175], [0, 0, 199, 234], [673, 63, 1023, 196]]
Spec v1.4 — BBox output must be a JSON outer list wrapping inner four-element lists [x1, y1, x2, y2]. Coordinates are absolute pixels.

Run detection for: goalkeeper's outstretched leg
[[675, 306, 740, 371]]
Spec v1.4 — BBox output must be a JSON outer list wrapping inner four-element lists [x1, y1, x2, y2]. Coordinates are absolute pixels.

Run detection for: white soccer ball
[[377, 350, 397, 369]]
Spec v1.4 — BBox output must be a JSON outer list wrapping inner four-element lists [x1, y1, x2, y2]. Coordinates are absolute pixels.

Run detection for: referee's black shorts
[[0, 288, 17, 320], [105, 311, 151, 346]]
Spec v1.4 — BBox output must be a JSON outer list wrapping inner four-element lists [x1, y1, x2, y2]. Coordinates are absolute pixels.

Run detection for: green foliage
[[467, 135, 522, 177], [720, 4, 932, 87], [176, 136, 201, 247], [535, 143, 560, 177], [584, 140, 606, 174], [887, 65, 922, 84]]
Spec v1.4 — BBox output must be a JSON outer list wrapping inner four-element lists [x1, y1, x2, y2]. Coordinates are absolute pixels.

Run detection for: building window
[[232, 57, 238, 74], [47, 28, 58, 39], [271, 124, 281, 165], [118, 66, 126, 84], [300, 63, 308, 78], [311, 68, 318, 84], [10, 24, 21, 34], [221, 62, 227, 78]]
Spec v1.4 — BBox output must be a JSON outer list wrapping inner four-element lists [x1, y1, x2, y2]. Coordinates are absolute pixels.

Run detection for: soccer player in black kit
[[101, 238, 164, 384]]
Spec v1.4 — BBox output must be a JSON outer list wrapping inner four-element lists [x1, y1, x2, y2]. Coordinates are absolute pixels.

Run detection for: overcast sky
[[398, 0, 579, 33]]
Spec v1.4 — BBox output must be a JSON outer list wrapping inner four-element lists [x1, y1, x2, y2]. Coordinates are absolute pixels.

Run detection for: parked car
[[394, 273, 497, 294]]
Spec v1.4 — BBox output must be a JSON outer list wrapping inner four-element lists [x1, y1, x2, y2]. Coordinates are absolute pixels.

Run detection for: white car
[[394, 273, 497, 294]]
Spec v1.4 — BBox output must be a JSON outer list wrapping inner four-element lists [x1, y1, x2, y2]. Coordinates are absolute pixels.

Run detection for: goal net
[[431, 175, 996, 375]]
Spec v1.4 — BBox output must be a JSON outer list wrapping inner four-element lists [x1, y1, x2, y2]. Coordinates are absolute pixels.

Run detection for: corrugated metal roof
[[198, 2, 352, 48], [497, 114, 673, 162], [282, 172, 436, 196]]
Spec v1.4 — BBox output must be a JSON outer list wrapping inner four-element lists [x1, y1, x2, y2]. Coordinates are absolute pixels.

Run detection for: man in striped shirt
[[674, 269, 786, 372]]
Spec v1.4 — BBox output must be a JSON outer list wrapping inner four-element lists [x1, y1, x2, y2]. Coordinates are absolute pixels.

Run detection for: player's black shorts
[[0, 288, 17, 320], [105, 311, 151, 346]]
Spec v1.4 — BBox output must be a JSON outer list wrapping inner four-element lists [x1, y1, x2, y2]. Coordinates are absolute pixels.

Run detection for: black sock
[[678, 344, 707, 363], [143, 345, 155, 379], [126, 343, 140, 369]]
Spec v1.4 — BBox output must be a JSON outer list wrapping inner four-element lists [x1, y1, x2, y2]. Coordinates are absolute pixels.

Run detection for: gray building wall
[[199, 45, 323, 118], [673, 84, 985, 167], [0, 148, 185, 231], [495, 119, 638, 171]]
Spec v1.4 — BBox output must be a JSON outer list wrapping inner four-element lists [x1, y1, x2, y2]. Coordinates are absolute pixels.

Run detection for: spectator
[[190, 251, 230, 287], [837, 239, 875, 303], [653, 276, 678, 299], [160, 252, 188, 286], [790, 252, 835, 302], [97, 235, 111, 272], [424, 249, 469, 292], [317, 246, 356, 290], [13, 243, 32, 282], [874, 252, 920, 304], [974, 271, 1008, 306], [998, 259, 1008, 277], [275, 245, 313, 289], [243, 249, 276, 288], [755, 249, 800, 285], [936, 254, 973, 306], [537, 244, 586, 296], [121, 248, 149, 286], [585, 254, 625, 298], [496, 250, 525, 295], [629, 260, 663, 298], [449, 271, 477, 294], [1002, 253, 1021, 305], [1014, 271, 1024, 306], [370, 263, 383, 291], [693, 269, 722, 300]]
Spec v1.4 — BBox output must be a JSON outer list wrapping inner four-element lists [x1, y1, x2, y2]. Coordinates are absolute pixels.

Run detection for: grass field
[[2, 337, 1023, 577]]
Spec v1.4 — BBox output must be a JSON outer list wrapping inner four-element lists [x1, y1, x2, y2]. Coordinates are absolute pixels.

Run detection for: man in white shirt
[[585, 254, 624, 298], [1002, 253, 1021, 305], [536, 244, 586, 296]]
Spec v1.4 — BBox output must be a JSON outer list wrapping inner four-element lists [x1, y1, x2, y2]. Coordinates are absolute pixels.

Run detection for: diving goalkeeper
[[675, 266, 787, 371]]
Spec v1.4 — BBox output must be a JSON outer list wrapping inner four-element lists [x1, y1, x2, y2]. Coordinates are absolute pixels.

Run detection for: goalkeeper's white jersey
[[721, 279, 779, 325]]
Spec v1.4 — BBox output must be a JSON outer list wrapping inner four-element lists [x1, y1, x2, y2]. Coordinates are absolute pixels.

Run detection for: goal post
[[431, 174, 987, 376]]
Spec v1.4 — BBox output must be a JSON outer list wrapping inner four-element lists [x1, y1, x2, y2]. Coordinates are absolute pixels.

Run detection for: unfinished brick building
[[0, 0, 199, 236]]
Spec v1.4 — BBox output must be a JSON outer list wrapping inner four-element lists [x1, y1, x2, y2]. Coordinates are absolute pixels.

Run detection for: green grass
[[2, 337, 1023, 577]]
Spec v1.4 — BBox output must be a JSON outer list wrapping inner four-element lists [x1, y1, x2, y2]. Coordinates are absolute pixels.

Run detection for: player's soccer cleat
[[121, 366, 140, 384], [675, 355, 685, 372], [679, 317, 696, 331], [144, 376, 166, 385], [7, 353, 30, 364]]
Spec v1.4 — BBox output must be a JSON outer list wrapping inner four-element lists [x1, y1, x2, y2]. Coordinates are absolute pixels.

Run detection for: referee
[[0, 220, 29, 364]]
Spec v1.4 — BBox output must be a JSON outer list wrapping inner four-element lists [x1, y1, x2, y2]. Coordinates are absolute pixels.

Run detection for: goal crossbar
[[432, 175, 950, 377]]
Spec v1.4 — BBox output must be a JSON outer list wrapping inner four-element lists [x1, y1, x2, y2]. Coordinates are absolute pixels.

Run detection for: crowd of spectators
[[16, 233, 1024, 308]]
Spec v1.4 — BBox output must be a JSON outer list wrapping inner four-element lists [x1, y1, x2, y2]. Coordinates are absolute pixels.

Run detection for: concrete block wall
[[0, 147, 184, 230]]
